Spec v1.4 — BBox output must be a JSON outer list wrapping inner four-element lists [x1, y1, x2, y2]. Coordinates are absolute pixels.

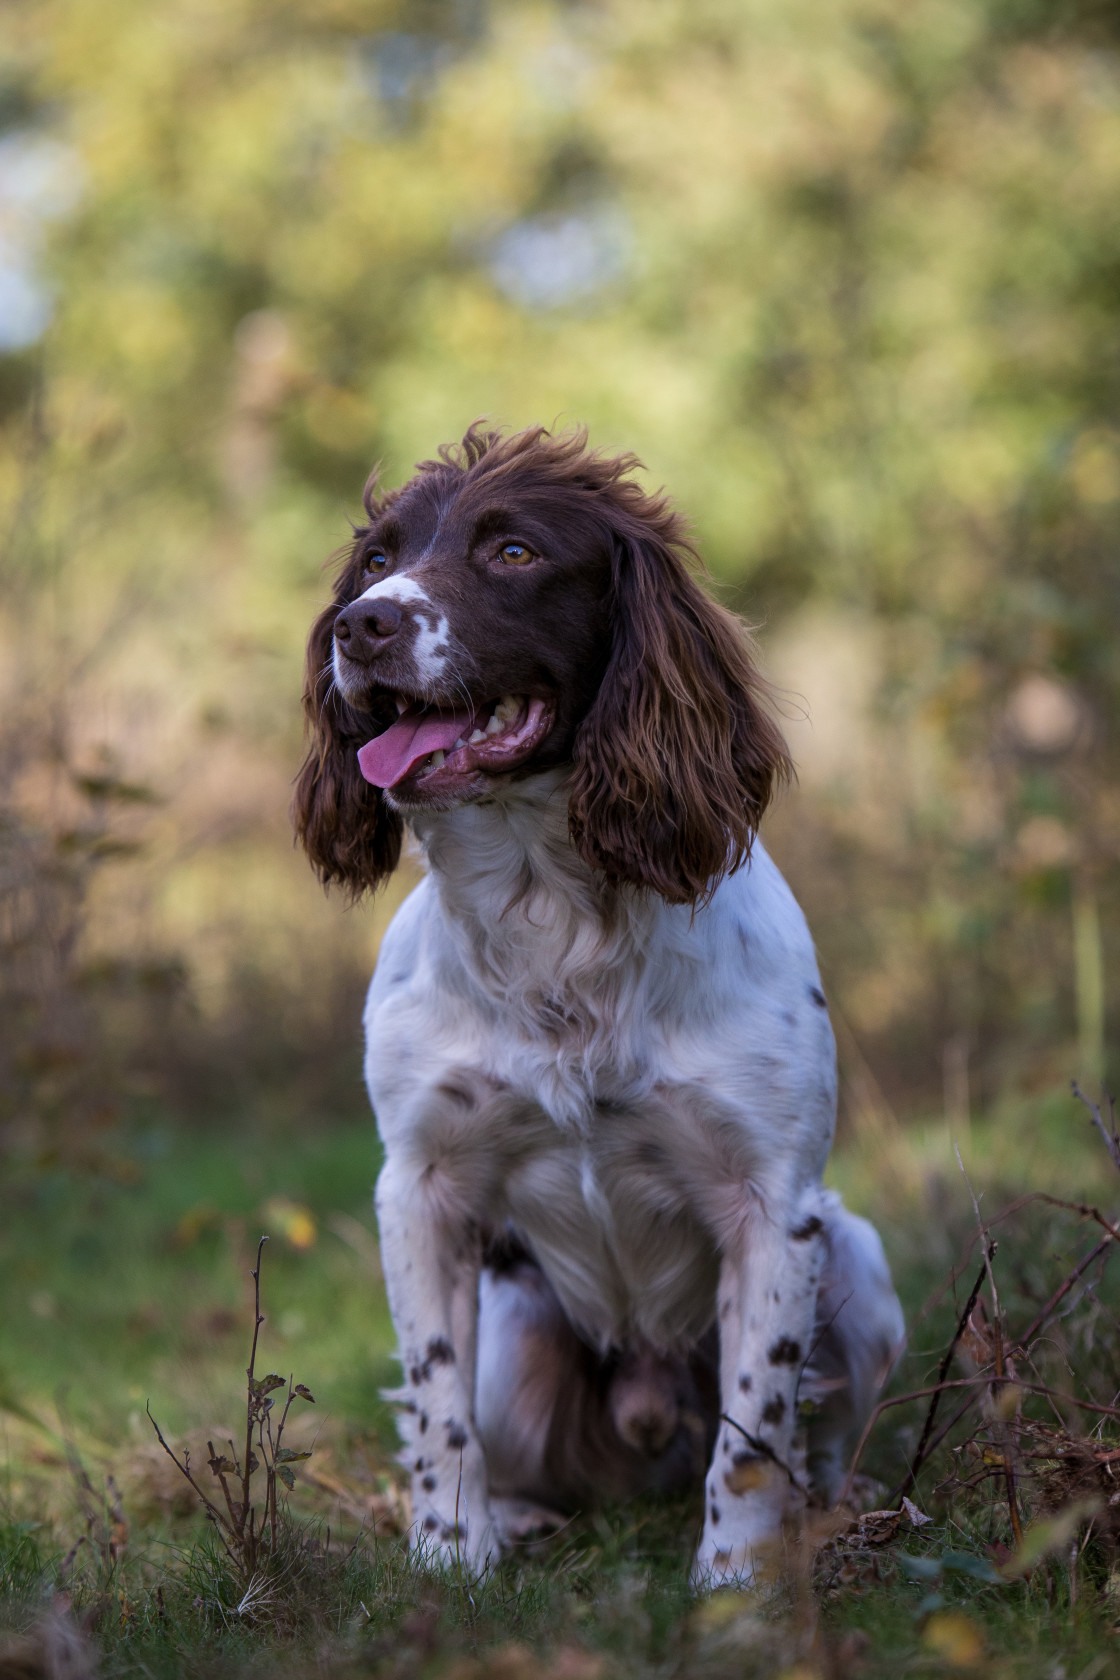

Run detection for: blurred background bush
[[1, 0, 1117, 1169]]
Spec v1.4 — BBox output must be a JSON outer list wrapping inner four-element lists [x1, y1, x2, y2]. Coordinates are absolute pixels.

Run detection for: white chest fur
[[363, 777, 837, 1348]]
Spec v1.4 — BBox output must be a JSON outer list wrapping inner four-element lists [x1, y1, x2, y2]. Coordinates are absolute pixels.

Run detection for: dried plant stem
[[1072, 1081, 1120, 1175], [909, 1187, 1120, 1339], [146, 1231, 315, 1584], [1014, 1235, 1114, 1353], [841, 1378, 991, 1505], [721, 1413, 808, 1494], [243, 1235, 268, 1568], [1031, 1194, 1120, 1246], [842, 1375, 1120, 1505], [887, 1392, 979, 1503], [894, 1245, 994, 1507], [955, 1147, 1022, 1545], [207, 1438, 242, 1534], [145, 1406, 239, 1569], [853, 1090, 1120, 1543]]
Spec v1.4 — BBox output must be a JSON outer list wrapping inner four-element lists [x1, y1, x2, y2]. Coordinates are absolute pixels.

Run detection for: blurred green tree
[[0, 0, 1116, 1150]]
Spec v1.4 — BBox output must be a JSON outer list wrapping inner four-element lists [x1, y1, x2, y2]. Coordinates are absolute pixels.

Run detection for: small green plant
[[146, 1234, 315, 1583]]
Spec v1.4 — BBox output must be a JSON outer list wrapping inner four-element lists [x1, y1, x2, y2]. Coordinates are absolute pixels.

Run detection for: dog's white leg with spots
[[692, 1189, 826, 1589], [376, 1154, 495, 1573]]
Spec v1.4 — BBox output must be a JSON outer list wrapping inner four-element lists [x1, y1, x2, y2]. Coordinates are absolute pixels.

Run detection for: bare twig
[[887, 1391, 979, 1503], [954, 1148, 1022, 1545], [908, 1188, 1120, 1337], [840, 1377, 990, 1506], [243, 1235, 268, 1568], [894, 1245, 994, 1507], [721, 1412, 809, 1495], [1031, 1194, 1120, 1245], [1072, 1081, 1120, 1175], [841, 1375, 1120, 1505], [1013, 1235, 1115, 1353], [146, 1405, 239, 1568], [145, 1232, 315, 1584]]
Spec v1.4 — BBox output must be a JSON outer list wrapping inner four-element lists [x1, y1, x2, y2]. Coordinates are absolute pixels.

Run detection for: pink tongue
[[357, 705, 477, 788]]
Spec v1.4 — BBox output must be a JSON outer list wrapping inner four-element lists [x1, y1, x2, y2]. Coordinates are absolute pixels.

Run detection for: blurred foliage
[[0, 0, 1118, 1154]]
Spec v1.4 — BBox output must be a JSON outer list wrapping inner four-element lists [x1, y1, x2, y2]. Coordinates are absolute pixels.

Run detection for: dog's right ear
[[292, 545, 404, 898]]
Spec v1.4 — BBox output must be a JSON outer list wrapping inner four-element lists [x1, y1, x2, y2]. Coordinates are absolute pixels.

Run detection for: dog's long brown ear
[[568, 514, 790, 907], [292, 559, 403, 898]]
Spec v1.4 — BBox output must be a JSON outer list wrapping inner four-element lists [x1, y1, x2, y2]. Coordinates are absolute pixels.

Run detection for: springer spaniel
[[294, 425, 904, 1585]]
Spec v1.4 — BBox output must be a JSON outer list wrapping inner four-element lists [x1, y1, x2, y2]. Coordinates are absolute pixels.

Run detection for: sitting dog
[[294, 423, 904, 1584]]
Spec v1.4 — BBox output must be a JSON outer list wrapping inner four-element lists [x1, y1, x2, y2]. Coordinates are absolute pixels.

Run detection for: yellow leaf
[[990, 1382, 1023, 1422], [921, 1612, 985, 1667], [262, 1198, 317, 1250]]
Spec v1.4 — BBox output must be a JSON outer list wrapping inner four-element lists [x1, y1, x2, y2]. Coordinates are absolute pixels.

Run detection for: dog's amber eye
[[498, 543, 533, 566], [365, 552, 388, 573]]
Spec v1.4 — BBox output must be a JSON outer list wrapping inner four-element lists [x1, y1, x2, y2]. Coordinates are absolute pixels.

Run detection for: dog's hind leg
[[474, 1249, 579, 1546], [800, 1192, 906, 1507]]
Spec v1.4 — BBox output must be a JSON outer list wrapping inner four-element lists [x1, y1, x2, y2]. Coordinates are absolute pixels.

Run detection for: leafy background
[[4, 0, 1117, 1167]]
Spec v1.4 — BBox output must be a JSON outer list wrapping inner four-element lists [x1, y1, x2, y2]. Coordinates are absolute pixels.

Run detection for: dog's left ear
[[568, 516, 790, 906]]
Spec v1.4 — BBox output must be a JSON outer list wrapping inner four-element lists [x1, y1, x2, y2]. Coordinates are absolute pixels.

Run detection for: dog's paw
[[690, 1527, 782, 1592], [412, 1507, 497, 1575], [410, 1464, 496, 1575]]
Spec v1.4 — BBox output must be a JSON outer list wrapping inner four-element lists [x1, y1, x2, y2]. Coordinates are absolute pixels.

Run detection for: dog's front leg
[[376, 1152, 494, 1572], [693, 1191, 825, 1588]]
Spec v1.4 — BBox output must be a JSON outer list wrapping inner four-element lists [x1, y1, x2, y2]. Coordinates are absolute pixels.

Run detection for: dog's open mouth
[[356, 694, 552, 791]]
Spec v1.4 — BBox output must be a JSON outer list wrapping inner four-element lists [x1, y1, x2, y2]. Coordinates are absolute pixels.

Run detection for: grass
[[3, 1090, 1120, 1677]]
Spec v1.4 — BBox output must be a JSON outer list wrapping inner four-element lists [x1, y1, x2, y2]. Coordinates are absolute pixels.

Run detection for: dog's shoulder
[[366, 873, 438, 1012], [691, 840, 823, 996]]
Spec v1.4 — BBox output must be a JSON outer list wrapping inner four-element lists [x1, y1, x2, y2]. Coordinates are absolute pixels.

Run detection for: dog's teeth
[[468, 727, 487, 744], [453, 737, 465, 750], [430, 750, 446, 769], [484, 713, 503, 735], [395, 697, 407, 715], [494, 695, 519, 722]]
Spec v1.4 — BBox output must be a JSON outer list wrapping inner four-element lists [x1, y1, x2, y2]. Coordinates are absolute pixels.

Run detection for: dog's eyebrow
[[469, 507, 520, 546], [367, 517, 403, 550]]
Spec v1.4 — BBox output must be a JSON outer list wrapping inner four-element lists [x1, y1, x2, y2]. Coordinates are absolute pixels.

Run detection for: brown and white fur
[[294, 424, 904, 1586]]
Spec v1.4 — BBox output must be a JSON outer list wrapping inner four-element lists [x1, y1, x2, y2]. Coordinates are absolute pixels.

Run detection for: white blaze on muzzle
[[353, 574, 452, 685]]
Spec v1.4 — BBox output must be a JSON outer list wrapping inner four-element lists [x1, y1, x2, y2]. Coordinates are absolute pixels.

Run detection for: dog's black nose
[[335, 597, 403, 653]]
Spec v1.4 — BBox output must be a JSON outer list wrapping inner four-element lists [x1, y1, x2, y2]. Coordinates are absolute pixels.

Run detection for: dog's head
[[293, 424, 790, 906]]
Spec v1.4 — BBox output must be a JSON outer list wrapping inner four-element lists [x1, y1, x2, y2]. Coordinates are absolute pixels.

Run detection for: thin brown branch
[[954, 1149, 1021, 1547], [145, 1405, 240, 1568], [895, 1246, 994, 1507], [888, 1391, 980, 1502], [842, 1375, 1120, 1504], [269, 1375, 298, 1556], [720, 1412, 809, 1495], [275, 1377, 297, 1454], [909, 1189, 1120, 1337], [1014, 1235, 1115, 1352], [840, 1377, 991, 1504], [145, 1404, 228, 1533], [243, 1234, 268, 1551], [1073, 1081, 1120, 1175], [206, 1439, 242, 1533], [1031, 1194, 1120, 1244]]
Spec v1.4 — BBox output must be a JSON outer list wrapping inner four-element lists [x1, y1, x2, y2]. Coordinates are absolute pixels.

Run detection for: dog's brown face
[[294, 424, 790, 906], [330, 458, 616, 811]]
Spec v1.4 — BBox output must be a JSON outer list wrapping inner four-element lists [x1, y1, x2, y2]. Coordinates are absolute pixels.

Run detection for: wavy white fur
[[365, 769, 904, 1583]]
